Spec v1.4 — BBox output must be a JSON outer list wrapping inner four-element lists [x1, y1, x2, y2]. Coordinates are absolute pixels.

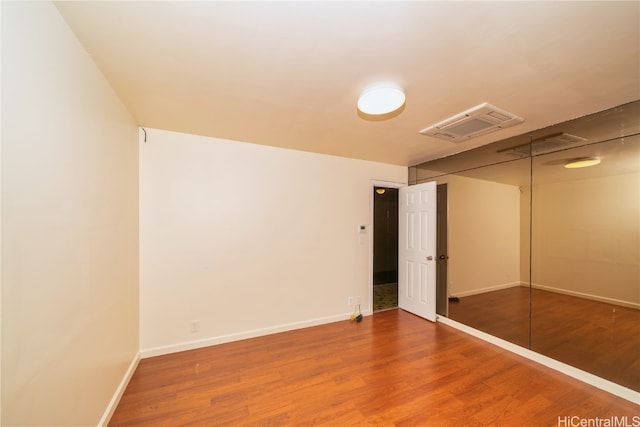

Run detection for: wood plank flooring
[[448, 286, 640, 391], [110, 309, 639, 426]]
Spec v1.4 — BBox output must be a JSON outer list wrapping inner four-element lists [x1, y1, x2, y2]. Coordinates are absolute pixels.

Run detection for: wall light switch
[[359, 225, 368, 245]]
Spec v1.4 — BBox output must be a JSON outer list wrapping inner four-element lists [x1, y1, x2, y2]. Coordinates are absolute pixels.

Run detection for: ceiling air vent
[[498, 132, 588, 158], [419, 103, 524, 142]]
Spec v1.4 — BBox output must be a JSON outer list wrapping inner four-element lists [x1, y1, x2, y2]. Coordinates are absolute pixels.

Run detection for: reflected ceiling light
[[564, 157, 601, 169], [358, 83, 405, 115], [375, 188, 386, 195]]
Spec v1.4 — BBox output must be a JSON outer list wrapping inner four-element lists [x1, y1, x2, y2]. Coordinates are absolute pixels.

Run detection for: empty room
[[2, 1, 638, 426]]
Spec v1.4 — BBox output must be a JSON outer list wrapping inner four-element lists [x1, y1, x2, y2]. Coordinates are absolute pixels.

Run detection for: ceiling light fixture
[[358, 83, 405, 115], [375, 188, 386, 195], [564, 157, 601, 169]]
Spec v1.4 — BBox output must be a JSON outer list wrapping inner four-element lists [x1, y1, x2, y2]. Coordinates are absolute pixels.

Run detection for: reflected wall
[[409, 101, 640, 392]]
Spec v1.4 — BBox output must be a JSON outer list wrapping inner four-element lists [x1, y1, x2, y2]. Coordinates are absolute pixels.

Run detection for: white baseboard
[[451, 282, 521, 298], [525, 283, 640, 310], [98, 352, 140, 427], [451, 282, 639, 310], [140, 312, 355, 358], [437, 316, 640, 405]]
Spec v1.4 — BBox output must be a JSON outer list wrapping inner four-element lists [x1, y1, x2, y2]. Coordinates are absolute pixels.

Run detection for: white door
[[398, 181, 437, 322]]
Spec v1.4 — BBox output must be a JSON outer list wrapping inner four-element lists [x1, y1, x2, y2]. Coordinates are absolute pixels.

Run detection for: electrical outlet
[[190, 320, 200, 333], [347, 297, 353, 307]]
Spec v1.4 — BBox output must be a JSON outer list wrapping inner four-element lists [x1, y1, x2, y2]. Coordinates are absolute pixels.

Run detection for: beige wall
[[139, 128, 406, 355], [520, 186, 531, 285], [530, 172, 640, 305], [1, 2, 139, 425], [0, 4, 3, 419], [424, 174, 521, 297]]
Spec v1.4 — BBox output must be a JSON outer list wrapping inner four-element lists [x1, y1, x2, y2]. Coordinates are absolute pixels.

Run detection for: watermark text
[[558, 416, 640, 427]]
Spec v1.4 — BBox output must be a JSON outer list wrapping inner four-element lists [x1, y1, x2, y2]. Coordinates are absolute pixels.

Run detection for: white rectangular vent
[[498, 132, 588, 157], [419, 103, 524, 142]]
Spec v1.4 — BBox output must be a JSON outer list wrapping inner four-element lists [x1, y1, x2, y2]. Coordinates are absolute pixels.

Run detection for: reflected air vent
[[498, 132, 588, 158], [419, 103, 524, 142]]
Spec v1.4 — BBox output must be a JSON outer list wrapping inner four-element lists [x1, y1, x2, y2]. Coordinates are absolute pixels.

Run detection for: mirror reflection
[[410, 101, 640, 392]]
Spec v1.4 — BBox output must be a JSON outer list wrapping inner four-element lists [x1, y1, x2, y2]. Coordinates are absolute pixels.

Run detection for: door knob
[[439, 254, 447, 260], [426, 256, 434, 261]]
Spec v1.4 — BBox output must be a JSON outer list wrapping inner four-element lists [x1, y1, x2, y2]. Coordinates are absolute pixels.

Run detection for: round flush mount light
[[564, 157, 601, 169], [357, 83, 405, 115]]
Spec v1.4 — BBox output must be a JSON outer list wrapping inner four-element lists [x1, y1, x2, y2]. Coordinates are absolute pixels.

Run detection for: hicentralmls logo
[[558, 416, 640, 427]]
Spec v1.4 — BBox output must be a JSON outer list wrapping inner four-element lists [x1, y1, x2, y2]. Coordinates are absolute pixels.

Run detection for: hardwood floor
[[448, 286, 640, 391], [110, 310, 638, 426]]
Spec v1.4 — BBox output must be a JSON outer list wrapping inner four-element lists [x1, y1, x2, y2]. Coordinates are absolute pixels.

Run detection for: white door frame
[[368, 180, 405, 315]]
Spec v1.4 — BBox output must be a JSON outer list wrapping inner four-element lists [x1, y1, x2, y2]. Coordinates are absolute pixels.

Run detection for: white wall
[[140, 128, 406, 355], [1, 2, 139, 425], [531, 173, 640, 306], [431, 174, 522, 297]]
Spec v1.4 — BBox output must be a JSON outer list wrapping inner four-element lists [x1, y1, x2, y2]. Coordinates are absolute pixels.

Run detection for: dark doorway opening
[[436, 184, 449, 316], [373, 186, 399, 311]]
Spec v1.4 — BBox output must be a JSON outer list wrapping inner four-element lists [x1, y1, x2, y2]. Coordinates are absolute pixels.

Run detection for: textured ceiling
[[55, 1, 640, 166]]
